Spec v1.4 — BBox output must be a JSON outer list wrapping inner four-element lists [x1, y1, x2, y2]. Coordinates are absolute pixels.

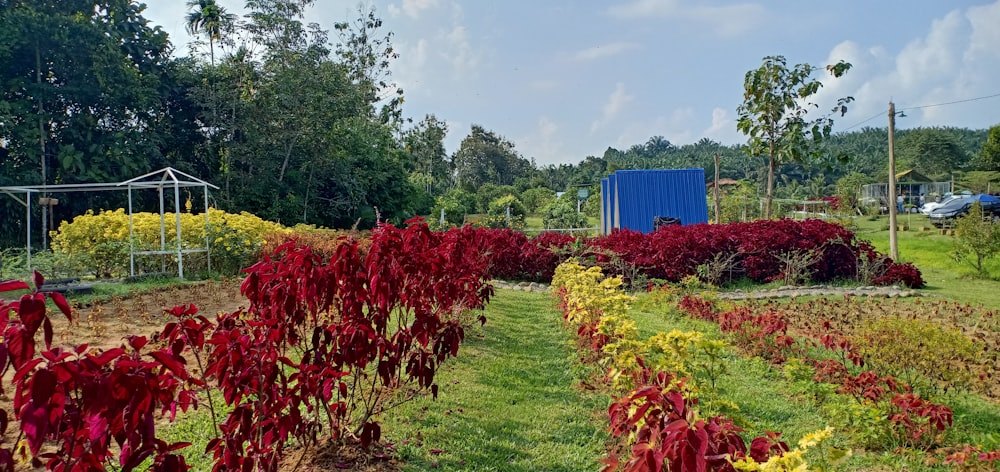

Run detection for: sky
[[143, 0, 1000, 166]]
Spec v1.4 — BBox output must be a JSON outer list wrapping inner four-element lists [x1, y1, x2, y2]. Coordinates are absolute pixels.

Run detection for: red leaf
[[32, 271, 44, 290], [92, 348, 125, 366], [17, 294, 46, 335], [42, 318, 53, 350], [0, 280, 29, 294], [87, 414, 108, 442], [6, 328, 35, 369], [129, 336, 149, 350], [47, 292, 72, 322], [150, 351, 188, 380]]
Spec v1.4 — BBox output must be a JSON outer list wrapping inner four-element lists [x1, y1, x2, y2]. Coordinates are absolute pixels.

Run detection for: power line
[[842, 110, 885, 132], [840, 91, 1000, 132], [900, 92, 1000, 112]]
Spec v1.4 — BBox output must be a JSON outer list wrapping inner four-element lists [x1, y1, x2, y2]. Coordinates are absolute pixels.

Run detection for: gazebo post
[[26, 190, 32, 273], [159, 174, 168, 274], [128, 185, 135, 277], [204, 185, 211, 274], [174, 177, 184, 280]]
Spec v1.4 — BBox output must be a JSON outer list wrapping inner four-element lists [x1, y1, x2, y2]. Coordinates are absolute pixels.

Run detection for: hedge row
[[472, 220, 924, 288]]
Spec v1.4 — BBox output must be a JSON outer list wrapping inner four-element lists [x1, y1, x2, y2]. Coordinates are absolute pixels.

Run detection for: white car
[[920, 195, 971, 215]]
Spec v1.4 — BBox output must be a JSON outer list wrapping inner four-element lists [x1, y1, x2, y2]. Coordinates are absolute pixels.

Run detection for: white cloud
[[388, 0, 438, 18], [443, 25, 479, 79], [591, 83, 634, 132], [573, 41, 640, 61], [966, 1, 1000, 62], [519, 116, 569, 164], [392, 38, 430, 93], [615, 107, 742, 148], [703, 107, 734, 139], [607, 0, 766, 37], [615, 108, 694, 148], [814, 3, 1000, 133], [392, 8, 483, 92]]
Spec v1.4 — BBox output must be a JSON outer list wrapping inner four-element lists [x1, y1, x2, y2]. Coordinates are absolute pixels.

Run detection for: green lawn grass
[[383, 288, 609, 471], [853, 214, 1000, 306]]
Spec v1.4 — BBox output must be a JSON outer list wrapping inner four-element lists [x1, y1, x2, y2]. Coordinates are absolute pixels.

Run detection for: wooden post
[[713, 153, 721, 223], [888, 101, 899, 261]]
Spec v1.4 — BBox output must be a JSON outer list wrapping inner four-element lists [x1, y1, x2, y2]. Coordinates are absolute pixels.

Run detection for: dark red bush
[[874, 261, 925, 288]]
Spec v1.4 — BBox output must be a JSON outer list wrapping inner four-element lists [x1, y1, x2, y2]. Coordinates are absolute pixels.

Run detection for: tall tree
[[896, 127, 969, 179], [452, 125, 533, 192], [736, 55, 853, 218], [191, 0, 418, 228], [334, 4, 403, 125], [403, 115, 452, 196], [185, 0, 236, 66], [0, 0, 177, 246], [976, 124, 1000, 171]]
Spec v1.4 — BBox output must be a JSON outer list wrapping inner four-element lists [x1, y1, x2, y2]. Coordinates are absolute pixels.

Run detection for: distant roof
[[895, 169, 932, 183], [706, 178, 739, 188]]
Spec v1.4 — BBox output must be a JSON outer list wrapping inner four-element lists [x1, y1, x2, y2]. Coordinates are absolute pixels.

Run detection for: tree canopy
[[736, 55, 853, 218]]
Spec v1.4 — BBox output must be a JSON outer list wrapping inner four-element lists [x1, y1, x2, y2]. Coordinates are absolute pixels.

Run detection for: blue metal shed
[[600, 177, 611, 235], [600, 169, 708, 234]]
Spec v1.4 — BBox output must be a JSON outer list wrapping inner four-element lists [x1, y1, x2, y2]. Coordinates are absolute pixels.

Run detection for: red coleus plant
[[717, 307, 798, 363], [587, 220, 924, 288], [0, 220, 493, 472], [604, 370, 783, 472], [1, 273, 195, 472], [198, 220, 493, 471]]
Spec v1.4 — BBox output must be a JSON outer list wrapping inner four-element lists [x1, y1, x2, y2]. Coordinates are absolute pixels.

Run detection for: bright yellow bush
[[553, 260, 727, 393], [50, 208, 289, 276], [552, 261, 635, 341], [732, 427, 848, 472]]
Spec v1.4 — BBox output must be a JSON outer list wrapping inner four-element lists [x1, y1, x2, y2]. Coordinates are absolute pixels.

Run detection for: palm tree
[[185, 0, 235, 66]]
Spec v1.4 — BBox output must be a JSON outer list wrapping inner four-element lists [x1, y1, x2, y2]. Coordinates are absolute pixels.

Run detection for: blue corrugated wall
[[600, 178, 610, 234], [601, 169, 708, 234]]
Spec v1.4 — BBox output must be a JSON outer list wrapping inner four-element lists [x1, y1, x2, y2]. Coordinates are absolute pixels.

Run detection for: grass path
[[385, 288, 609, 471]]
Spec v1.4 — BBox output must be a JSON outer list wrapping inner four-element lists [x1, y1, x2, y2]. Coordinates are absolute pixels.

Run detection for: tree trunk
[[278, 138, 296, 183], [302, 166, 314, 223], [765, 142, 776, 219]]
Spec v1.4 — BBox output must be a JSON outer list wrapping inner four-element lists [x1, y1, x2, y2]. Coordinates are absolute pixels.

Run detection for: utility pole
[[713, 153, 721, 223], [888, 101, 899, 261]]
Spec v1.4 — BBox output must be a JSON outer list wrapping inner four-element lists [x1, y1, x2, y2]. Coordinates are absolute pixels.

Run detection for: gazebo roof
[[0, 167, 218, 195]]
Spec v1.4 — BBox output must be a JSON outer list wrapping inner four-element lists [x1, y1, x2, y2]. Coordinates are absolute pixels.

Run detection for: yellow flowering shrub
[[50, 208, 289, 277], [552, 261, 635, 339], [553, 260, 729, 393], [732, 427, 849, 472]]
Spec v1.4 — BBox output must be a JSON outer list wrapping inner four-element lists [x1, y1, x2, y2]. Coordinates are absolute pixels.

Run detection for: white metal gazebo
[[0, 167, 218, 279]]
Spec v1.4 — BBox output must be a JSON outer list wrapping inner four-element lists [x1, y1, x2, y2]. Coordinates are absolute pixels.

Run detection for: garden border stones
[[491, 280, 920, 299]]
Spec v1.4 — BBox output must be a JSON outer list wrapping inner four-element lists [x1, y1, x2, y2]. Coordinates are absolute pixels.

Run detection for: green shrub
[[542, 193, 588, 229], [853, 316, 980, 395], [952, 201, 1000, 275], [482, 194, 526, 229]]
